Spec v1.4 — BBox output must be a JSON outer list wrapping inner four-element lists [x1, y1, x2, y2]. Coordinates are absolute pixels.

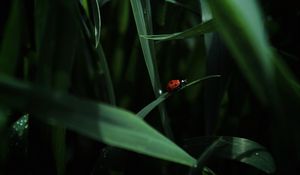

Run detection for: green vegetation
[[0, 0, 299, 174]]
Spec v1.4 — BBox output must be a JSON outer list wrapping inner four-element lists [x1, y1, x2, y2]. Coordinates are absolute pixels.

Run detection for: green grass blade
[[137, 75, 220, 118], [130, 0, 173, 139], [141, 19, 215, 41], [189, 137, 223, 175], [0, 75, 197, 167], [207, 0, 275, 103], [95, 44, 116, 105], [185, 136, 276, 174], [77, 2, 116, 105], [91, 0, 101, 47], [130, 0, 161, 94], [137, 92, 169, 118], [99, 0, 110, 6]]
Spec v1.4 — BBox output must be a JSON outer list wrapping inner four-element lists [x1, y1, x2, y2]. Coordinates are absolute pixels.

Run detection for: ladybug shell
[[166, 80, 181, 92]]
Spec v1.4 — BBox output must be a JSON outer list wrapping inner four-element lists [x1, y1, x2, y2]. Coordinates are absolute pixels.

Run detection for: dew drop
[[158, 89, 163, 95]]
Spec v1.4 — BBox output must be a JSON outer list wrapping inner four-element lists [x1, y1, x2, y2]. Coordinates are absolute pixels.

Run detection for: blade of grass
[[141, 19, 215, 41], [77, 1, 116, 105], [137, 75, 221, 118], [91, 0, 101, 47], [130, 0, 160, 95], [185, 136, 276, 174], [95, 44, 116, 105], [0, 75, 197, 167], [189, 137, 223, 175], [130, 0, 173, 139]]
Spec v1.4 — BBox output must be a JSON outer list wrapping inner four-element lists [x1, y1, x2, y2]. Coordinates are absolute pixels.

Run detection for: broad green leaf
[[141, 20, 215, 41], [208, 0, 275, 103], [137, 75, 220, 118], [185, 136, 276, 174], [0, 75, 197, 167]]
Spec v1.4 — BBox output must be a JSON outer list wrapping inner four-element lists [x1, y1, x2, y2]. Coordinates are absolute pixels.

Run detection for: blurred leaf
[[137, 75, 220, 118], [80, 0, 89, 17], [0, 75, 197, 167], [118, 0, 130, 35], [0, 0, 23, 75], [208, 0, 275, 103], [35, 1, 81, 174], [141, 20, 215, 41], [200, 0, 214, 50], [185, 136, 276, 174], [202, 167, 217, 175]]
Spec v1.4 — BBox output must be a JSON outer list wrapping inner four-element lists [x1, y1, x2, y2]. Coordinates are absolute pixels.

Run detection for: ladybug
[[166, 79, 187, 92]]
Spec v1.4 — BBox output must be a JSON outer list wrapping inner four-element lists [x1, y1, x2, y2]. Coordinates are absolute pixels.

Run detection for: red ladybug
[[166, 79, 187, 92]]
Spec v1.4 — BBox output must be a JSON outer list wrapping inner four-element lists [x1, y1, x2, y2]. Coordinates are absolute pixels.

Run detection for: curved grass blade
[[130, 0, 173, 139], [189, 137, 223, 175], [141, 20, 215, 41], [77, 2, 116, 105], [92, 0, 101, 47], [80, 0, 101, 48], [0, 75, 197, 167], [184, 136, 276, 174], [137, 75, 220, 118], [95, 44, 116, 105], [137, 92, 169, 118], [130, 0, 161, 95]]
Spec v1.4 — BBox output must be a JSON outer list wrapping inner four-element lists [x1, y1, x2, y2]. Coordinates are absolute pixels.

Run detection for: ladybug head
[[180, 79, 187, 85]]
